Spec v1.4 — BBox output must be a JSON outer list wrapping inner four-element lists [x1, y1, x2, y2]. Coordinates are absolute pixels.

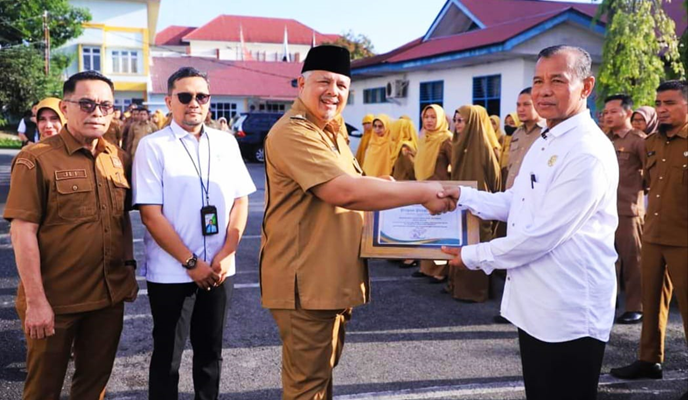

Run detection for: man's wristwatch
[[182, 253, 198, 270], [124, 259, 137, 269]]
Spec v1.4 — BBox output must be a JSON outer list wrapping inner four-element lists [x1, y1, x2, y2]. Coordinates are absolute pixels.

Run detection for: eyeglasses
[[175, 92, 211, 105], [63, 99, 115, 115], [453, 118, 464, 123]]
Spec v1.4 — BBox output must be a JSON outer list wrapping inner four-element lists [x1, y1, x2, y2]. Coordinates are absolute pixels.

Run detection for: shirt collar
[[291, 98, 342, 136], [168, 119, 206, 139], [546, 110, 593, 139], [59, 126, 113, 156], [611, 128, 631, 139]]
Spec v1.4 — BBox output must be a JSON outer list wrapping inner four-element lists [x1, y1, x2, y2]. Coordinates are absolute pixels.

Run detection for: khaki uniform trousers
[[17, 302, 124, 400], [419, 260, 447, 278], [271, 307, 352, 400], [639, 242, 688, 363], [447, 219, 493, 303], [615, 216, 644, 312]]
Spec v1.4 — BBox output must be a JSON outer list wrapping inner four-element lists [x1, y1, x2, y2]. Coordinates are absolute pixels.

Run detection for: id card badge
[[201, 205, 219, 236]]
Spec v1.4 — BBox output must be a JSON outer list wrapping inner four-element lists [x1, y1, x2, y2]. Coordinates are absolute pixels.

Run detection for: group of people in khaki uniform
[[3, 41, 687, 400]]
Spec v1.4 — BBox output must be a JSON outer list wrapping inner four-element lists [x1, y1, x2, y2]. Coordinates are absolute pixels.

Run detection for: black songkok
[[301, 45, 351, 78]]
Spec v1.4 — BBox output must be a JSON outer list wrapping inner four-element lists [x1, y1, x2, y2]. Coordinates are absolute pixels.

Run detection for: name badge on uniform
[[201, 205, 219, 236], [548, 155, 558, 167], [111, 156, 123, 169]]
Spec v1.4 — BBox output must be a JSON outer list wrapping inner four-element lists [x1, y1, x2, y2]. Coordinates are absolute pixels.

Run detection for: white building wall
[[344, 58, 530, 130], [187, 40, 312, 61], [146, 94, 248, 116], [70, 0, 148, 29]]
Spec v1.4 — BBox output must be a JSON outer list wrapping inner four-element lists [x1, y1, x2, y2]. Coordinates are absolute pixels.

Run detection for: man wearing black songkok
[[260, 46, 454, 399]]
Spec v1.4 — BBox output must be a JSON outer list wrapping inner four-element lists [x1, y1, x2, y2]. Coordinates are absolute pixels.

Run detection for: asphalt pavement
[[0, 149, 685, 399]]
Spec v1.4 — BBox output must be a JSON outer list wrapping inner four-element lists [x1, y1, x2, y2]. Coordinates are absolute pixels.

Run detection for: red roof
[[151, 57, 302, 99], [181, 15, 339, 45], [155, 25, 197, 46], [353, 0, 601, 69]]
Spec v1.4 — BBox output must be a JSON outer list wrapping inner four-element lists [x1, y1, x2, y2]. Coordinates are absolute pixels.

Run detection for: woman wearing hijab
[[34, 97, 66, 140], [447, 105, 502, 303], [489, 115, 504, 145], [355, 114, 375, 164], [498, 112, 521, 181], [412, 104, 453, 283], [631, 106, 659, 135], [361, 115, 394, 177], [390, 118, 419, 181]]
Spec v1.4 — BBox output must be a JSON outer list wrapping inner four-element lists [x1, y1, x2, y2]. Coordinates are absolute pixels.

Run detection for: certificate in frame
[[360, 181, 479, 260]]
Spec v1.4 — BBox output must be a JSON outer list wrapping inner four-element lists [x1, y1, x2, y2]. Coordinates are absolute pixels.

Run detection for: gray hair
[[537, 45, 592, 82]]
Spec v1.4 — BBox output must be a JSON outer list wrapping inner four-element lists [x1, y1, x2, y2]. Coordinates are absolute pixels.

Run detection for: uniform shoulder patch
[[15, 158, 35, 169]]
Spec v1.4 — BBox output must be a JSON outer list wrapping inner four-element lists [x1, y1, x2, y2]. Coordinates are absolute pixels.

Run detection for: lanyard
[[172, 127, 211, 206]]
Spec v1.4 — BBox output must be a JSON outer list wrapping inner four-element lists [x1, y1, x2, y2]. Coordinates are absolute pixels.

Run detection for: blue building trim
[[423, 0, 486, 41], [355, 10, 604, 77]]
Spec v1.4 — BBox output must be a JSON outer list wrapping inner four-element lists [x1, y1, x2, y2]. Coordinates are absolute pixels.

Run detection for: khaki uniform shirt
[[430, 140, 452, 181], [260, 99, 369, 310], [643, 122, 688, 247], [103, 122, 122, 146], [610, 129, 647, 217], [127, 121, 158, 157], [505, 122, 544, 189], [4, 128, 137, 314]]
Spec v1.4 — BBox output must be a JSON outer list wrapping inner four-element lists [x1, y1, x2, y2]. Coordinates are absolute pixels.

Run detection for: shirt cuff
[[457, 186, 477, 209], [461, 242, 496, 275]]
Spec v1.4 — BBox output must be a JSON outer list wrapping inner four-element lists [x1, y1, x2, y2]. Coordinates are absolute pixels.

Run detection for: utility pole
[[43, 10, 50, 75]]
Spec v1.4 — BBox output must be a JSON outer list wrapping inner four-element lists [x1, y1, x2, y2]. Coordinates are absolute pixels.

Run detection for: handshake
[[422, 183, 461, 215]]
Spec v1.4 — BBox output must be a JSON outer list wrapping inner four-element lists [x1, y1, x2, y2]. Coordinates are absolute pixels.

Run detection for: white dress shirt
[[132, 120, 256, 283], [459, 110, 619, 343]]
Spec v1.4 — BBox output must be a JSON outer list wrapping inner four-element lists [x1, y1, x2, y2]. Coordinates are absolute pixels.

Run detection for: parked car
[[345, 123, 363, 155], [233, 112, 283, 162]]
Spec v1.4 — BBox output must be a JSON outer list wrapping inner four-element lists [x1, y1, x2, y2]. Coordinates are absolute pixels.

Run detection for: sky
[[157, 0, 598, 54]]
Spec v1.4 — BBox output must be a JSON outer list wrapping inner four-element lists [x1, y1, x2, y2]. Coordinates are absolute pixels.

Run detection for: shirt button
[[662, 159, 666, 162], [659, 176, 663, 180], [656, 194, 660, 198], [511, 223, 515, 227], [521, 198, 525, 201], [654, 212, 659, 216], [72, 185, 78, 191], [98, 183, 103, 187], [101, 204, 107, 210]]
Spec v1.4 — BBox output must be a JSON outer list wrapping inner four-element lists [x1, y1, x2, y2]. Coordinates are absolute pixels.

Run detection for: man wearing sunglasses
[[4, 70, 138, 399], [133, 67, 255, 400]]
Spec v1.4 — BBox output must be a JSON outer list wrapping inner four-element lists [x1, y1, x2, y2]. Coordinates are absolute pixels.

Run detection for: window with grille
[[472, 75, 501, 116], [82, 47, 101, 72], [363, 87, 386, 104], [211, 102, 238, 120], [112, 50, 139, 74], [419, 81, 444, 121]]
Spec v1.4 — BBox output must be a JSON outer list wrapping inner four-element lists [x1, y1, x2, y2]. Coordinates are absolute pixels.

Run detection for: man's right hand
[[422, 182, 457, 215], [186, 259, 221, 291], [24, 297, 55, 340]]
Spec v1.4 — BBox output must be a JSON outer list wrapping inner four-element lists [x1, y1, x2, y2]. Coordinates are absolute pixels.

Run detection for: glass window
[[472, 75, 501, 116], [82, 46, 101, 72], [112, 50, 139, 74], [419, 81, 444, 122], [210, 102, 238, 120], [363, 87, 386, 104]]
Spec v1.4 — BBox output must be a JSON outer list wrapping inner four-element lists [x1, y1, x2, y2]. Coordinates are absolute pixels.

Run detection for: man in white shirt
[[442, 45, 618, 400], [133, 67, 256, 400]]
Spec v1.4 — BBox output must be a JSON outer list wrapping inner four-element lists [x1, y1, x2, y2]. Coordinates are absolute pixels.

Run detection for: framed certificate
[[360, 181, 479, 260]]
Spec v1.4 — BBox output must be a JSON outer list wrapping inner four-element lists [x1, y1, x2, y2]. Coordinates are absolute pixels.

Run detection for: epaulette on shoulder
[[23, 140, 55, 157], [290, 114, 307, 121]]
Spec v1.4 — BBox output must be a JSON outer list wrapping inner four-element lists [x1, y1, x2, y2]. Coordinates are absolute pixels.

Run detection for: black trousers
[[147, 277, 233, 400], [518, 329, 606, 400]]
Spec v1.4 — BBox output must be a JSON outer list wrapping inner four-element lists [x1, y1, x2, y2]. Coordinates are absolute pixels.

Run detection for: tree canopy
[[324, 30, 376, 60], [0, 0, 90, 125], [596, 0, 685, 108]]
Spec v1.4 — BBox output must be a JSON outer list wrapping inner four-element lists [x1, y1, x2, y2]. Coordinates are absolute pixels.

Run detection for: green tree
[[0, 0, 90, 125], [324, 30, 376, 60], [596, 0, 685, 108]]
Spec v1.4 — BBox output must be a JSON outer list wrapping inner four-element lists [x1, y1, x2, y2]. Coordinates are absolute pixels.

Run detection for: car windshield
[[232, 115, 248, 131]]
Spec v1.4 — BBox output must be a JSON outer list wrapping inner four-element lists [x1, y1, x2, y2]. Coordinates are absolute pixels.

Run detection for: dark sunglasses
[[64, 99, 115, 115], [176, 92, 211, 105]]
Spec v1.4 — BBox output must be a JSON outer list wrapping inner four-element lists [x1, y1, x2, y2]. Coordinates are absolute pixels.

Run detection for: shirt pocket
[[55, 175, 97, 221], [617, 151, 631, 161], [110, 172, 130, 214]]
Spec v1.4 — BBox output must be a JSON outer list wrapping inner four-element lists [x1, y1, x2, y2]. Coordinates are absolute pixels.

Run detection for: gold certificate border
[[360, 181, 480, 260]]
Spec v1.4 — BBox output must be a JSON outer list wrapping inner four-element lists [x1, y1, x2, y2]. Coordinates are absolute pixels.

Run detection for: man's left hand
[[211, 251, 234, 285], [441, 246, 466, 269]]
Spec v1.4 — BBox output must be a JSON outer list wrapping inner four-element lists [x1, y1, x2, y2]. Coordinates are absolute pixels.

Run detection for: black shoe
[[411, 271, 426, 278], [610, 360, 662, 380], [493, 315, 510, 324], [399, 260, 418, 269], [616, 311, 643, 324], [679, 390, 688, 400], [429, 276, 447, 284], [439, 286, 450, 294]]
